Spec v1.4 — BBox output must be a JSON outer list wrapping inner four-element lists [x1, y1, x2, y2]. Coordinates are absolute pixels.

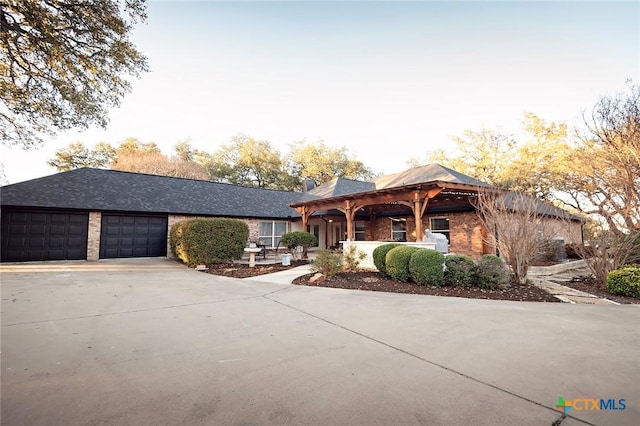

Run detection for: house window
[[391, 218, 407, 241], [259, 221, 287, 247], [355, 221, 366, 241], [430, 217, 450, 243]]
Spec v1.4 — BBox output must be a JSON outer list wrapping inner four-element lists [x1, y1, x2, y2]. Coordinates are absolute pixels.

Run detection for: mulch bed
[[551, 274, 639, 305], [291, 271, 562, 302], [204, 261, 638, 304], [204, 260, 309, 279]]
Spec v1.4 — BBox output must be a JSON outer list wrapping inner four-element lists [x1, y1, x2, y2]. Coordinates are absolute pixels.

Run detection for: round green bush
[[280, 231, 318, 259], [476, 254, 509, 289], [606, 266, 640, 298], [385, 246, 421, 282], [444, 254, 477, 287], [409, 249, 445, 286], [372, 243, 402, 276]]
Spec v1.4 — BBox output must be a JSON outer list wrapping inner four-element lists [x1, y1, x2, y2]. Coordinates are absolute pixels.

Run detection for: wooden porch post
[[295, 206, 313, 233], [345, 202, 353, 241], [340, 200, 363, 241], [414, 197, 423, 242], [408, 188, 443, 242]]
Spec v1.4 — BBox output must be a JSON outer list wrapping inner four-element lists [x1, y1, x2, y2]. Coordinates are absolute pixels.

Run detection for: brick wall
[[368, 211, 490, 259], [87, 211, 101, 260], [446, 212, 489, 260]]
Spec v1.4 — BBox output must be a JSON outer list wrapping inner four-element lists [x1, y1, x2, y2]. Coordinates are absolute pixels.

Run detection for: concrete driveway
[[1, 258, 638, 426]]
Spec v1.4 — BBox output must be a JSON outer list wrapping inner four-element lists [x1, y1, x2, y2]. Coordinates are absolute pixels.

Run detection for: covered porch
[[290, 180, 497, 258]]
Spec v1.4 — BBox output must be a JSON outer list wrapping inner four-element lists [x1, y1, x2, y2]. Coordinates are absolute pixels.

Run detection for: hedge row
[[372, 243, 509, 289], [169, 218, 249, 267]]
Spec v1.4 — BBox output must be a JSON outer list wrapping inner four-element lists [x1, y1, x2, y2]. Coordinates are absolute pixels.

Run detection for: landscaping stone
[[309, 273, 326, 283]]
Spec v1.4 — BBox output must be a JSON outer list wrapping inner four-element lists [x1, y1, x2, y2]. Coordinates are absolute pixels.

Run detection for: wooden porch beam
[[295, 206, 315, 232], [296, 188, 445, 212]]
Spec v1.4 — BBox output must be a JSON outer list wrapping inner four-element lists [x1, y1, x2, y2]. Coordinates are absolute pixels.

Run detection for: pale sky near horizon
[[1, 0, 638, 185]]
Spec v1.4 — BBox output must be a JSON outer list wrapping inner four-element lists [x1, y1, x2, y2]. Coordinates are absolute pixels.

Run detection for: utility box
[[549, 237, 566, 262], [281, 254, 292, 266]]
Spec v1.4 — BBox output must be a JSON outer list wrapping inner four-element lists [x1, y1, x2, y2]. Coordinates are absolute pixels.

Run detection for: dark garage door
[[1, 209, 89, 262], [100, 214, 168, 259]]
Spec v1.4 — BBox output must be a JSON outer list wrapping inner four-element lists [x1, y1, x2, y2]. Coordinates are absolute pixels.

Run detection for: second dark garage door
[[100, 214, 168, 259]]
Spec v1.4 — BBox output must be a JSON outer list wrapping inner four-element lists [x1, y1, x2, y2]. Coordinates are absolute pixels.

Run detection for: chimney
[[302, 178, 316, 192]]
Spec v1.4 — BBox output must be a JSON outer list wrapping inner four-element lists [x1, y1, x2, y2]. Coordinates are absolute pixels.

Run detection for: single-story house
[[0, 164, 583, 262]]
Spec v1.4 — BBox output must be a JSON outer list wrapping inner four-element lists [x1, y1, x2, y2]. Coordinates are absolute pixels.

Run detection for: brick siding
[[87, 211, 101, 260], [368, 211, 490, 259]]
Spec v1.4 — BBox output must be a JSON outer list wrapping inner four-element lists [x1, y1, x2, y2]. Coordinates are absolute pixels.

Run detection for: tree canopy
[[47, 141, 115, 171], [48, 135, 374, 190], [289, 140, 374, 186], [413, 83, 640, 236], [563, 83, 640, 235], [204, 134, 293, 189], [0, 0, 148, 147]]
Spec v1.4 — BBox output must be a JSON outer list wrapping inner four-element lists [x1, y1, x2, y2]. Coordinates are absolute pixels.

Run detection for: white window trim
[[259, 220, 288, 248], [391, 218, 407, 241], [430, 217, 450, 242]]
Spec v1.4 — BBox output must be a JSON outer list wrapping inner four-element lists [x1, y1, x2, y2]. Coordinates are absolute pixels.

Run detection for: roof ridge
[[63, 167, 302, 194]]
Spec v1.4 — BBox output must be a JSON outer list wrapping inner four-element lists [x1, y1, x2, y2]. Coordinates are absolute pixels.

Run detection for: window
[[355, 221, 366, 241], [430, 217, 450, 243], [259, 221, 287, 247], [391, 218, 407, 241]]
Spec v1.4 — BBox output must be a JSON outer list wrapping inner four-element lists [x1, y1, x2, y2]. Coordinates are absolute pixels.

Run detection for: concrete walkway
[[243, 263, 315, 285]]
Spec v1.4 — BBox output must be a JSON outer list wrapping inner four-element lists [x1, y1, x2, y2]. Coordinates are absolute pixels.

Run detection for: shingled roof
[[0, 168, 303, 218], [300, 164, 492, 202], [374, 164, 492, 189], [302, 177, 376, 200]]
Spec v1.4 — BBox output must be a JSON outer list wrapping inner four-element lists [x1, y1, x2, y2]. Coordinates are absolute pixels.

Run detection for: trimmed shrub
[[343, 245, 367, 272], [280, 231, 318, 259], [444, 254, 477, 287], [409, 249, 445, 286], [386, 246, 421, 282], [311, 250, 343, 277], [476, 254, 509, 289], [170, 218, 249, 267], [606, 266, 640, 298], [372, 243, 402, 276]]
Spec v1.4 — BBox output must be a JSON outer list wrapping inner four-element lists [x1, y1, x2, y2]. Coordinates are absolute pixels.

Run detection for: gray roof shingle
[[0, 168, 304, 218], [374, 164, 493, 189], [302, 178, 376, 200]]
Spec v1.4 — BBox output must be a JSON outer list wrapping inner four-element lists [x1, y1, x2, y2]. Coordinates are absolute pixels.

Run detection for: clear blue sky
[[1, 0, 638, 184]]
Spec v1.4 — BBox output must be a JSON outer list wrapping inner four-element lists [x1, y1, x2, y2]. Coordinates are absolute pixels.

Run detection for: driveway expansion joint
[[1, 294, 270, 327], [552, 413, 567, 425], [264, 295, 595, 425]]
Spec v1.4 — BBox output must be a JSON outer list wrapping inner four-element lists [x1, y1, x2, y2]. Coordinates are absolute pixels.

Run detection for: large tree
[[288, 140, 374, 186], [562, 83, 640, 236], [111, 151, 211, 180], [414, 129, 517, 187], [206, 134, 295, 189], [47, 141, 115, 171], [413, 114, 577, 201], [505, 113, 573, 200], [48, 137, 159, 172], [0, 0, 148, 147]]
